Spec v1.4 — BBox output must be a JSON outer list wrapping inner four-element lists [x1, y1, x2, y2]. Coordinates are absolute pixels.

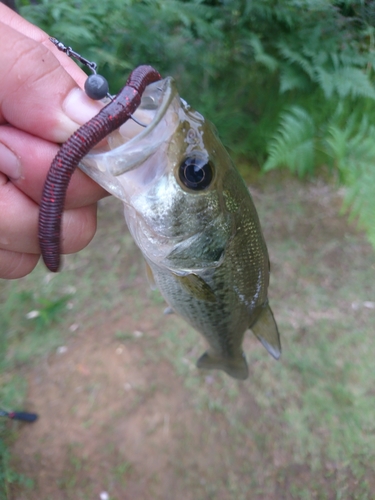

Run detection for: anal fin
[[163, 306, 174, 315], [251, 303, 281, 360]]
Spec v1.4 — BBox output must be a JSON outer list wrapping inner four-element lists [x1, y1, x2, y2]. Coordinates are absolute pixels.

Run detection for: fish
[[79, 76, 281, 380]]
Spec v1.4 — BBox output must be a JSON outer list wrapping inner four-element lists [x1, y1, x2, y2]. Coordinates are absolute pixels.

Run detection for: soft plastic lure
[[38, 39, 161, 271]]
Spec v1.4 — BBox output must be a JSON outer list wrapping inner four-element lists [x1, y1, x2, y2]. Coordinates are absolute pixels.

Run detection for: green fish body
[[80, 78, 281, 380]]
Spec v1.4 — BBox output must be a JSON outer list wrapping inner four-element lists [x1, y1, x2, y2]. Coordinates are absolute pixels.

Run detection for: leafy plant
[[263, 106, 316, 177], [325, 115, 375, 247], [18, 0, 375, 248], [264, 105, 375, 247]]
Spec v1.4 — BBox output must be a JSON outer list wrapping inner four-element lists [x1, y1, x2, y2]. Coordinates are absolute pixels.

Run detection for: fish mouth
[[79, 77, 179, 200]]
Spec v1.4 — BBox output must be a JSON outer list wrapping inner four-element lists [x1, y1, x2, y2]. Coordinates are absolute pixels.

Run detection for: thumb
[[0, 20, 103, 143]]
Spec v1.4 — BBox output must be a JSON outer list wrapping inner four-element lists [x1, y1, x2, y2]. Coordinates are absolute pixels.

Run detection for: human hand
[[0, 4, 108, 279]]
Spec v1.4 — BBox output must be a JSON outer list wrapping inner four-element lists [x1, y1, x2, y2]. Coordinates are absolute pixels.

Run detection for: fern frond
[[277, 42, 315, 79], [339, 67, 375, 99], [263, 107, 315, 177], [279, 65, 311, 93], [314, 67, 336, 99], [247, 34, 279, 72], [325, 116, 375, 248]]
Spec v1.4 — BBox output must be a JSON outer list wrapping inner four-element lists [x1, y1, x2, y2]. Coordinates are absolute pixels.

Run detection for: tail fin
[[196, 351, 249, 380], [251, 303, 281, 360]]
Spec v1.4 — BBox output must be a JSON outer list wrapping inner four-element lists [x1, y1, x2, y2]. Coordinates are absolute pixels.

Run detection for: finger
[[0, 4, 86, 84], [0, 125, 108, 208], [0, 20, 103, 143], [61, 202, 98, 255], [0, 249, 39, 280], [0, 175, 98, 254]]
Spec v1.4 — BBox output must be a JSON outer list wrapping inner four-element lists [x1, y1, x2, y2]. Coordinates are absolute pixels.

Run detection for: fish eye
[[179, 155, 213, 191]]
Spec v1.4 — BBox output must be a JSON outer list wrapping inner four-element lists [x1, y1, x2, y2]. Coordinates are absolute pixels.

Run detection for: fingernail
[[0, 143, 21, 180], [62, 87, 104, 129]]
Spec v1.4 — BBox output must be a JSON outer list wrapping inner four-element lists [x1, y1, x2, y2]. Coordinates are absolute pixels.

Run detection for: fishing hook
[[49, 37, 147, 127]]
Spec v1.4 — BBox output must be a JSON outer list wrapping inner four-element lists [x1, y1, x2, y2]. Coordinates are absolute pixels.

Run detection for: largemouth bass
[[79, 77, 281, 380]]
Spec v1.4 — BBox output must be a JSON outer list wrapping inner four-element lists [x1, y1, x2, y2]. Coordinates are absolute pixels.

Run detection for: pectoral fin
[[174, 273, 217, 303], [197, 351, 249, 380], [251, 303, 281, 360], [167, 215, 230, 268]]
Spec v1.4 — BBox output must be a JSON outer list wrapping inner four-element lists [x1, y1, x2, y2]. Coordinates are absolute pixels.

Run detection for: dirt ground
[[11, 302, 276, 500], [8, 173, 375, 500]]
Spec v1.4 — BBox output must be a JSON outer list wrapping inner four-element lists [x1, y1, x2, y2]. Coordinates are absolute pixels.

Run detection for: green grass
[[113, 460, 132, 486], [1, 180, 375, 498], [0, 277, 74, 498], [0, 373, 34, 499], [154, 177, 375, 497], [0, 197, 142, 498]]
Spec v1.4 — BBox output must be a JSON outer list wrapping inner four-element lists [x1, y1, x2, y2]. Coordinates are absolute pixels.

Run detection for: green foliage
[[264, 106, 316, 177], [265, 106, 375, 246], [326, 115, 375, 246], [19, 0, 375, 245]]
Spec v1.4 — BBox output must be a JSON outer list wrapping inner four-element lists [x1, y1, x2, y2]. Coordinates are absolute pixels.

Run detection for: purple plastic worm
[[38, 65, 161, 272]]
